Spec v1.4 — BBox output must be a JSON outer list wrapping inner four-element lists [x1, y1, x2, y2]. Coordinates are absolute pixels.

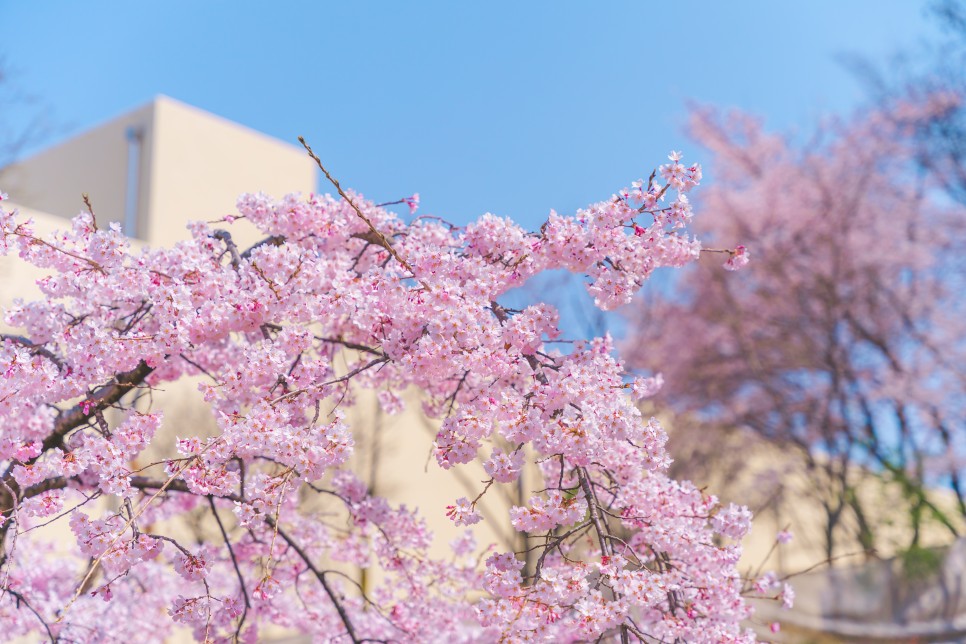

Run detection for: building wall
[[145, 97, 315, 247], [0, 96, 316, 246], [0, 104, 155, 233]]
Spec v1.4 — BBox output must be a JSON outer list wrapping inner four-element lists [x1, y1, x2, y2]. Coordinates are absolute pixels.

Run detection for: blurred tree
[[845, 0, 966, 204], [625, 100, 966, 561], [0, 55, 53, 172]]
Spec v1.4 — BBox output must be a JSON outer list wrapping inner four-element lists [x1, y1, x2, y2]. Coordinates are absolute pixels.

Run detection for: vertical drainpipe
[[124, 126, 143, 237]]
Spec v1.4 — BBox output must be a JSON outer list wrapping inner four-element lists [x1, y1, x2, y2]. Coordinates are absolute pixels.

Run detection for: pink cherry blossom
[[0, 148, 775, 642], [446, 497, 483, 526], [723, 244, 749, 271], [404, 192, 420, 214]]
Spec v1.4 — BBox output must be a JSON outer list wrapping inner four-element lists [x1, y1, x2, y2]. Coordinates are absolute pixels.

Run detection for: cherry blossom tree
[[847, 0, 966, 206], [625, 99, 966, 562], [0, 140, 777, 643]]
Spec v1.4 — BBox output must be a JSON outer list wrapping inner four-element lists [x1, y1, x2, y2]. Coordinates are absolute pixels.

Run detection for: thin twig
[[82, 193, 98, 230], [298, 137, 430, 291], [208, 496, 250, 640], [5, 588, 55, 642], [266, 517, 361, 644]]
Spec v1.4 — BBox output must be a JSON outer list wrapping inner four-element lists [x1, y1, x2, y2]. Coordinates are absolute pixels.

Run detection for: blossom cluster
[[0, 152, 771, 642]]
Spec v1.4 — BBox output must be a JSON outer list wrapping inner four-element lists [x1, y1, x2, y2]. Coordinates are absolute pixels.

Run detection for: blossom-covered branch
[[0, 153, 775, 642]]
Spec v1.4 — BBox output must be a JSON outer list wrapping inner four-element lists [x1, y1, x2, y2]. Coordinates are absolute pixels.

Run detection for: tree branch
[[265, 516, 361, 644]]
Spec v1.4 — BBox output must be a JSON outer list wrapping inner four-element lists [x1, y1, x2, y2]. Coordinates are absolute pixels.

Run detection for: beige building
[[1, 95, 315, 247]]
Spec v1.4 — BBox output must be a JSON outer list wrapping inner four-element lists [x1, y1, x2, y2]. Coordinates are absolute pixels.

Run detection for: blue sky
[[0, 1, 944, 229]]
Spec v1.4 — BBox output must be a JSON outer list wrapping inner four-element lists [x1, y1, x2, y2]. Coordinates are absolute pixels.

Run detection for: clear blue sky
[[0, 1, 944, 229]]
